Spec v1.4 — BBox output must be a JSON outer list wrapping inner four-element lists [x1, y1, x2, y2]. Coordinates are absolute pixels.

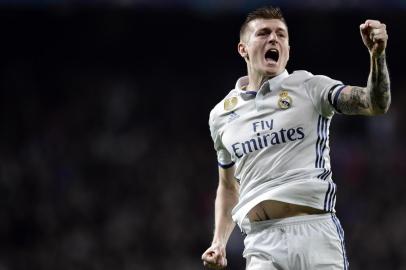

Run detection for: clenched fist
[[360, 19, 388, 57], [201, 243, 227, 269]]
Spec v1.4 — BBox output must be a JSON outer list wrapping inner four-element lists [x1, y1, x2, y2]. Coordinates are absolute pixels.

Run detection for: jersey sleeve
[[304, 75, 346, 118], [209, 108, 234, 169]]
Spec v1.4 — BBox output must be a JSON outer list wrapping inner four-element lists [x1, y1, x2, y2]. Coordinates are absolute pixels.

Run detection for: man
[[201, 6, 390, 270]]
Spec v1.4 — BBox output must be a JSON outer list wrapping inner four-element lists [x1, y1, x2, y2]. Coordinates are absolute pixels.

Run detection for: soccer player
[[201, 6, 390, 270]]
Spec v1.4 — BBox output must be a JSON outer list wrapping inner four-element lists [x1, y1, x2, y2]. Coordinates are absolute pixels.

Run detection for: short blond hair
[[240, 6, 287, 41]]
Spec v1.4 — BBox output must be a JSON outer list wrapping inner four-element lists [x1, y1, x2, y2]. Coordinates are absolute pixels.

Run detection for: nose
[[268, 32, 278, 43]]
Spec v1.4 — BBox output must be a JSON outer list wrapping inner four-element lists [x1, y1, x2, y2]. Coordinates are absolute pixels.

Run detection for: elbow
[[381, 95, 392, 115], [383, 101, 391, 114], [371, 91, 391, 115], [371, 104, 390, 115]]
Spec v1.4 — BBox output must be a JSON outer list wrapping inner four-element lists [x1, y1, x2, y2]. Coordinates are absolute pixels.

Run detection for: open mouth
[[265, 49, 279, 63]]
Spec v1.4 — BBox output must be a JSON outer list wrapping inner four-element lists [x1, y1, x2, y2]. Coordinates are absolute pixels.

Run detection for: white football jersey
[[209, 70, 346, 230]]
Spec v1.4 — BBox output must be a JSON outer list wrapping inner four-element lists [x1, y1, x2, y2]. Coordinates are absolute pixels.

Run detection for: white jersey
[[209, 70, 346, 230]]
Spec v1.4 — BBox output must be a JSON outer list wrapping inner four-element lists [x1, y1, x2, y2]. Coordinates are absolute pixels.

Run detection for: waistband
[[248, 213, 334, 233]]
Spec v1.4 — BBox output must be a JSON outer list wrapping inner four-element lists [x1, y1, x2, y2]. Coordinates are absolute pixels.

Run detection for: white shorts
[[243, 213, 349, 270]]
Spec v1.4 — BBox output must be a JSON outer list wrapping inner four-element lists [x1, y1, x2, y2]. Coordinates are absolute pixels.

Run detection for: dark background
[[0, 2, 405, 270]]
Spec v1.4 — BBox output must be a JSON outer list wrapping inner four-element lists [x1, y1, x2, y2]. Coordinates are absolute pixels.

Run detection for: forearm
[[367, 53, 391, 114], [212, 184, 238, 246]]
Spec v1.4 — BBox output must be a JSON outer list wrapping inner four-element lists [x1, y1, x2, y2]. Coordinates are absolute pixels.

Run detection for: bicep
[[336, 85, 374, 116], [218, 166, 238, 191]]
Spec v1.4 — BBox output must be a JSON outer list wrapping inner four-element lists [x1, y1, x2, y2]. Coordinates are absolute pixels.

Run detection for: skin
[[238, 19, 290, 91], [336, 20, 391, 115], [201, 167, 238, 269], [202, 18, 391, 270]]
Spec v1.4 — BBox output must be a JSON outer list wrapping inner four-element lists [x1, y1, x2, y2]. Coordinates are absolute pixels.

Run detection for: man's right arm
[[335, 20, 391, 116], [202, 165, 239, 269]]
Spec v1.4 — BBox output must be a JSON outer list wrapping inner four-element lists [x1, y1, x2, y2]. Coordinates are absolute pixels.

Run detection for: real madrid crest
[[278, 90, 292, 109], [224, 96, 238, 111]]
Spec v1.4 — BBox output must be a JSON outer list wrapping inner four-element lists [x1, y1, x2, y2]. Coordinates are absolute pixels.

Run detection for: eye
[[277, 31, 286, 38], [256, 29, 270, 37]]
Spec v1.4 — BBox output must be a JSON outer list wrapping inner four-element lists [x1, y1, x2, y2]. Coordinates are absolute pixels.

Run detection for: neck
[[246, 69, 282, 91]]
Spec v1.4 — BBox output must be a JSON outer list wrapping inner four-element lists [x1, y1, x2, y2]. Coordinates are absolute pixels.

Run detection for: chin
[[264, 68, 282, 76]]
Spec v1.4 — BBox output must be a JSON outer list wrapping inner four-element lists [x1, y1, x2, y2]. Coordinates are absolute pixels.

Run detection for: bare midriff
[[247, 200, 327, 222]]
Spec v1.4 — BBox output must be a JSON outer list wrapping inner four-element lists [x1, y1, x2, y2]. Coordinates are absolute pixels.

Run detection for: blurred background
[[0, 1, 405, 269]]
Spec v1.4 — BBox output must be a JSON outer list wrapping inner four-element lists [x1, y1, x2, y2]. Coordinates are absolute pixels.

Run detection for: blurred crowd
[[0, 8, 406, 270]]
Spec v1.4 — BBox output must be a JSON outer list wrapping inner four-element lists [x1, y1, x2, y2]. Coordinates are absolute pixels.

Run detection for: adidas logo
[[227, 111, 240, 123]]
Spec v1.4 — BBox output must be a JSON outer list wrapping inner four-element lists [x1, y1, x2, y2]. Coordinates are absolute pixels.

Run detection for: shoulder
[[209, 89, 238, 128], [291, 70, 314, 79], [285, 70, 339, 89], [282, 70, 314, 87]]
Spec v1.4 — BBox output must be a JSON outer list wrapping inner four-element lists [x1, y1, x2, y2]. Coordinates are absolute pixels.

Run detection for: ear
[[238, 42, 248, 59]]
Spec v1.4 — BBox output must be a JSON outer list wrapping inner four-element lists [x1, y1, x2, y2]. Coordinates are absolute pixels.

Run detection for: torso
[[209, 71, 342, 228], [247, 200, 327, 222]]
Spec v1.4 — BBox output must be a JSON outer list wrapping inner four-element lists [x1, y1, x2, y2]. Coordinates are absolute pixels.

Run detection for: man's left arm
[[335, 20, 391, 116]]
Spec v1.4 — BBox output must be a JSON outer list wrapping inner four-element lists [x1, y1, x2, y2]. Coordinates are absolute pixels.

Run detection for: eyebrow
[[276, 28, 287, 33], [256, 27, 287, 33]]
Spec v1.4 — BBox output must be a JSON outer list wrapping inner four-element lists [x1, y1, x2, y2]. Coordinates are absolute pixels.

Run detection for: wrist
[[211, 240, 226, 247], [370, 49, 386, 59]]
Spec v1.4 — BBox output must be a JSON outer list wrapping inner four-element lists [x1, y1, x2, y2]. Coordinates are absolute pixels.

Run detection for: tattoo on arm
[[369, 54, 391, 113], [336, 54, 391, 115], [336, 86, 370, 115]]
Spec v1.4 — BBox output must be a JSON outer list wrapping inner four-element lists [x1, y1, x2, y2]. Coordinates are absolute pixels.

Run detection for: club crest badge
[[224, 96, 238, 111], [278, 90, 292, 109]]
